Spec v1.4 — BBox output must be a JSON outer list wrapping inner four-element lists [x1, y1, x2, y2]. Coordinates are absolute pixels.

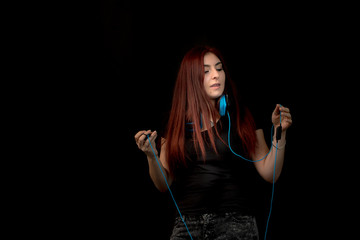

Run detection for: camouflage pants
[[170, 212, 259, 240]]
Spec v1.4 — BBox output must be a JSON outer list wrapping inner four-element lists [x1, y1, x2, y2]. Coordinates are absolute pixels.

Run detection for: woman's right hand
[[134, 130, 158, 156]]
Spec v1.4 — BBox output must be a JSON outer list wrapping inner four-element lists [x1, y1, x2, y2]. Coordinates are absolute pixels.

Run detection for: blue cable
[[147, 106, 282, 240], [264, 105, 281, 240], [264, 143, 278, 240], [146, 135, 194, 240], [227, 112, 273, 162], [227, 108, 281, 240]]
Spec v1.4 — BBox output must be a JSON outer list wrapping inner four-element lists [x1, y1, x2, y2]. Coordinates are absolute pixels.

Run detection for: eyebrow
[[204, 62, 222, 67]]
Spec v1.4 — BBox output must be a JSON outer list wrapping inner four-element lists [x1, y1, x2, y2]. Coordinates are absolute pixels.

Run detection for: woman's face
[[203, 52, 225, 100]]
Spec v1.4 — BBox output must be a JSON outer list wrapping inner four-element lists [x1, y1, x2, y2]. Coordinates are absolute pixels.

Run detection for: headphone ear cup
[[219, 94, 227, 116]]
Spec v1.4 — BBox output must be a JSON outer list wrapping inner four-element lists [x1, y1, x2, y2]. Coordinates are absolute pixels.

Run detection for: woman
[[134, 45, 292, 240]]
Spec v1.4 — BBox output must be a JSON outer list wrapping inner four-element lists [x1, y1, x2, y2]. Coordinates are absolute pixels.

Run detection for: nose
[[211, 67, 219, 79]]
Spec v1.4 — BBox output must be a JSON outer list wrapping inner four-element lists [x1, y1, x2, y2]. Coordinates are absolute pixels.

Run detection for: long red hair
[[165, 45, 256, 175]]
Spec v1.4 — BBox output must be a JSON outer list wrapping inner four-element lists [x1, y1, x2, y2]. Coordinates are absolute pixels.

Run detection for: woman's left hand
[[272, 104, 292, 131]]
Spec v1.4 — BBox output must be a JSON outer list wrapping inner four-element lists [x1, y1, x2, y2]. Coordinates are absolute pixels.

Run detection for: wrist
[[146, 150, 158, 159], [273, 125, 286, 139], [272, 139, 286, 150]]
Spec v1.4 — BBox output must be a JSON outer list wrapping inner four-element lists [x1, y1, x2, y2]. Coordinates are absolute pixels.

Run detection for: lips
[[210, 83, 221, 88]]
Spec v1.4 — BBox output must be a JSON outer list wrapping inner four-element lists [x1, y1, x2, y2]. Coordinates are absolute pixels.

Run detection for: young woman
[[134, 45, 292, 239]]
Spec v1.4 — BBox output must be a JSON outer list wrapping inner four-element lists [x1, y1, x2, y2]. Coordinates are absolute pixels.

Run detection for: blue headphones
[[147, 96, 282, 240], [219, 94, 228, 117], [186, 94, 228, 132]]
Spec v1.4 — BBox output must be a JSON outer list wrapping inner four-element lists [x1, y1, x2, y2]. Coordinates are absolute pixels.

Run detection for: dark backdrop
[[63, 2, 354, 240]]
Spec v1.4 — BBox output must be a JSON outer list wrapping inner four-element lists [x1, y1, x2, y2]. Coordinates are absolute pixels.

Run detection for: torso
[[173, 116, 259, 215]]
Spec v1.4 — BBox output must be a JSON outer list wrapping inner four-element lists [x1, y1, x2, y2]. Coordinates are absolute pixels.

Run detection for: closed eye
[[204, 62, 223, 73]]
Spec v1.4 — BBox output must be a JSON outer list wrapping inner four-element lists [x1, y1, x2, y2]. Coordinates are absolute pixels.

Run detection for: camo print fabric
[[170, 212, 259, 240]]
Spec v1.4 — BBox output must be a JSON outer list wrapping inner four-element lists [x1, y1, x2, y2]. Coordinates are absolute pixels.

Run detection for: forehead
[[204, 52, 221, 64]]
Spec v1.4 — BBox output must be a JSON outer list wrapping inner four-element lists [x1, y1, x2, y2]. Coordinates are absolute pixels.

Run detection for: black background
[[55, 2, 356, 239]]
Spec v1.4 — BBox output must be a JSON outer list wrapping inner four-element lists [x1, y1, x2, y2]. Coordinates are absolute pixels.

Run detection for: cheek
[[221, 72, 226, 83], [203, 75, 211, 88], [219, 73, 226, 88]]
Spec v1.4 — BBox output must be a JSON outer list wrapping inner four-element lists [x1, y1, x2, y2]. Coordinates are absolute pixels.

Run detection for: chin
[[210, 92, 224, 100], [207, 87, 225, 100]]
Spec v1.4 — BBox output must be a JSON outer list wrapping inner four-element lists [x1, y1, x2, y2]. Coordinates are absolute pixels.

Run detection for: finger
[[142, 131, 157, 150], [150, 130, 157, 137], [137, 129, 151, 143], [273, 104, 281, 115], [144, 130, 151, 135], [142, 139, 150, 149], [281, 112, 291, 118], [143, 130, 157, 144], [134, 130, 146, 142], [148, 131, 158, 143], [280, 106, 290, 113], [276, 104, 281, 112], [136, 134, 146, 148], [138, 134, 148, 145], [283, 117, 292, 126], [143, 129, 152, 137]]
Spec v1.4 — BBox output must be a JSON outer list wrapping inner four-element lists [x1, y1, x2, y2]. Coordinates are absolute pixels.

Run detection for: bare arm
[[253, 129, 286, 183], [134, 130, 173, 192], [252, 105, 292, 183]]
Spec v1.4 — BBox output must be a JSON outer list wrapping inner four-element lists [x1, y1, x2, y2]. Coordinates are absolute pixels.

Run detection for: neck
[[205, 100, 220, 127]]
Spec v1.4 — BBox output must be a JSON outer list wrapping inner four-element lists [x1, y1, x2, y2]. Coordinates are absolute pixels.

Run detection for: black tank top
[[172, 113, 263, 215]]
